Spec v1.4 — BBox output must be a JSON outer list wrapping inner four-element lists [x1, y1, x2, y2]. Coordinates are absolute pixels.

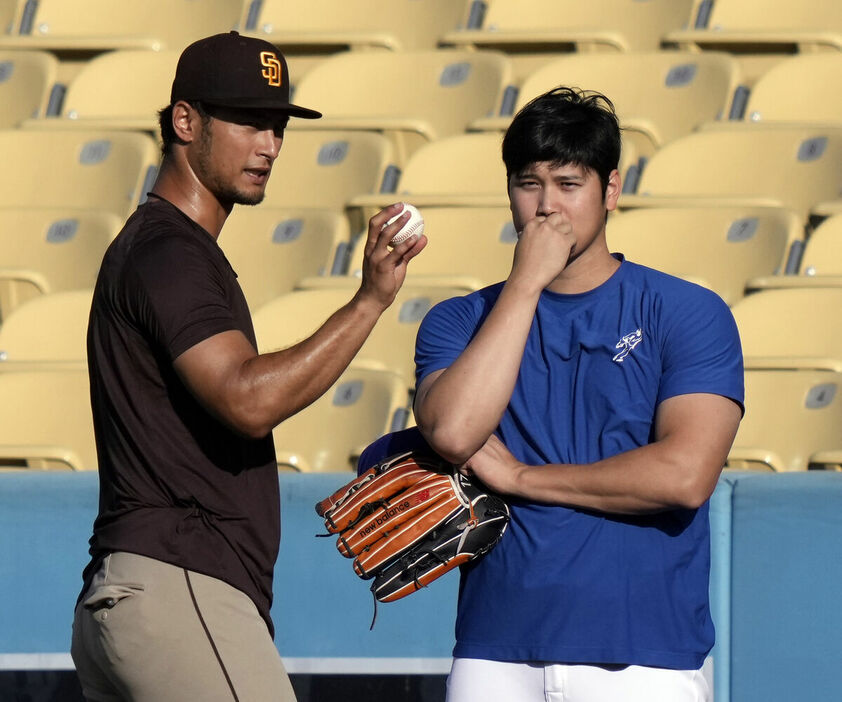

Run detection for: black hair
[[502, 86, 621, 195], [157, 100, 211, 157]]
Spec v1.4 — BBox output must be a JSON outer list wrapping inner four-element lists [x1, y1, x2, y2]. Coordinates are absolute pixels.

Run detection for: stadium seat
[[620, 125, 842, 223], [240, 0, 467, 52], [441, 0, 695, 80], [263, 130, 397, 229], [301, 205, 517, 292], [727, 369, 842, 472], [0, 49, 59, 128], [1, 0, 20, 34], [350, 131, 640, 217], [665, 0, 842, 85], [251, 285, 468, 387], [470, 51, 741, 157], [730, 288, 842, 372], [272, 366, 410, 472], [747, 214, 842, 292], [734, 53, 842, 128], [220, 207, 351, 309], [0, 129, 159, 218], [0, 0, 242, 52], [0, 368, 96, 471], [0, 209, 118, 320], [0, 289, 91, 370], [25, 48, 178, 132], [606, 206, 799, 306], [290, 49, 513, 163]]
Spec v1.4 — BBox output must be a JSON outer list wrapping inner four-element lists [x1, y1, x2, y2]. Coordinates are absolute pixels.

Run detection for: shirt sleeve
[[126, 233, 239, 360], [414, 287, 496, 388], [657, 285, 745, 412]]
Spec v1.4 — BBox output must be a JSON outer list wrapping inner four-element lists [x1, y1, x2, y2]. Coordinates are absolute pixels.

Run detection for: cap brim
[[201, 96, 322, 119]]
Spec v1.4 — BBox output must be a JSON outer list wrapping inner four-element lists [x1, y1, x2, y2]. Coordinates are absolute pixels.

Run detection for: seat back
[[731, 288, 842, 371], [10, 0, 242, 49], [221, 207, 350, 309], [51, 48, 178, 130], [0, 49, 58, 128], [272, 366, 409, 472], [606, 206, 797, 305], [0, 289, 92, 368], [798, 214, 842, 276], [264, 130, 397, 211], [252, 285, 467, 386], [0, 129, 160, 218], [512, 51, 740, 151], [728, 369, 842, 471], [0, 369, 96, 470], [462, 0, 695, 50], [242, 0, 468, 50], [293, 49, 513, 141], [633, 126, 842, 221], [743, 54, 842, 126], [0, 209, 118, 320], [705, 0, 842, 33]]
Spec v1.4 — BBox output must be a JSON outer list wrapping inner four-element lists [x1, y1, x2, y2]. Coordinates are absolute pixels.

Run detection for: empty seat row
[[4, 47, 841, 156], [2, 203, 842, 324]]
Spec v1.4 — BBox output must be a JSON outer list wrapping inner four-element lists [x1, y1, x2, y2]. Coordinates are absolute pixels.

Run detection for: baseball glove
[[316, 450, 510, 609]]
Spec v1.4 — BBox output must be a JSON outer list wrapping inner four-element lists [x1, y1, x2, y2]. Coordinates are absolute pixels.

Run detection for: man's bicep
[[655, 392, 742, 485], [173, 329, 258, 423]]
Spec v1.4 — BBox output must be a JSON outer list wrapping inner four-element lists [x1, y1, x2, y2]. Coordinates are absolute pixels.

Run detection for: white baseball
[[384, 203, 425, 246]]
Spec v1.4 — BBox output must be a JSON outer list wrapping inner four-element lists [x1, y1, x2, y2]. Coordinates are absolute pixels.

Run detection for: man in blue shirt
[[407, 87, 743, 701]]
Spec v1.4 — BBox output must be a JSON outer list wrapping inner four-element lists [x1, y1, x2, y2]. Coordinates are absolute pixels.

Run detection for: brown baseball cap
[[170, 31, 321, 119]]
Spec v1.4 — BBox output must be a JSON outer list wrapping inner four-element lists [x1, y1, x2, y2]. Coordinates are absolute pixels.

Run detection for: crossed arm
[[173, 204, 426, 439], [414, 270, 742, 516]]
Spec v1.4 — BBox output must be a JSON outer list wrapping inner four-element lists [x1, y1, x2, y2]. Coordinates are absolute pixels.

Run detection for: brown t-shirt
[[83, 197, 280, 636]]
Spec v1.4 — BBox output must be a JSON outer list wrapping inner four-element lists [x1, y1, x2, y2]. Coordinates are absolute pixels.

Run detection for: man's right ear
[[171, 101, 197, 144]]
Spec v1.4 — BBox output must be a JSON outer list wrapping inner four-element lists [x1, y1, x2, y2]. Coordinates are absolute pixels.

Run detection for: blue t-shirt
[[368, 258, 744, 670]]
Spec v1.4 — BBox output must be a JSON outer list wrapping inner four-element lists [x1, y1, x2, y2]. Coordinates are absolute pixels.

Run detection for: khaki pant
[[71, 552, 296, 702]]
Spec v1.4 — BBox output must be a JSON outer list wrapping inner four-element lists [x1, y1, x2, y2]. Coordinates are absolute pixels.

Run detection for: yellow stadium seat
[[747, 214, 842, 292], [730, 288, 842, 372], [240, 0, 468, 52], [620, 125, 842, 223], [252, 285, 468, 387], [470, 51, 741, 157], [665, 0, 842, 85], [441, 0, 695, 80], [727, 369, 842, 472], [220, 207, 351, 310], [0, 0, 242, 52], [351, 131, 640, 218], [0, 129, 160, 218], [737, 53, 842, 129], [264, 130, 397, 229], [0, 209, 118, 320], [1, 1, 20, 34], [301, 205, 517, 292], [0, 49, 59, 128], [0, 289, 91, 370], [0, 369, 96, 470], [25, 48, 178, 132], [666, 0, 842, 53], [272, 366, 410, 472], [606, 206, 799, 306], [290, 49, 513, 164]]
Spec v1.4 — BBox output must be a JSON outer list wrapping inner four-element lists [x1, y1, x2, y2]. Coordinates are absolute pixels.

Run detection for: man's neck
[[149, 158, 231, 240], [545, 245, 620, 295]]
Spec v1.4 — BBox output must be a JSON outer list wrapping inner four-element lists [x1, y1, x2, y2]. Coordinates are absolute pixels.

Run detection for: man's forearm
[[415, 277, 542, 463]]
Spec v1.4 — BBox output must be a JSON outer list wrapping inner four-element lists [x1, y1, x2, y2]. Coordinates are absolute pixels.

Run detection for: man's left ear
[[605, 169, 621, 211]]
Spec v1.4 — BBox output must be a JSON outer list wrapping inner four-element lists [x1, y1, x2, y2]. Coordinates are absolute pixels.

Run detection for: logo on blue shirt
[[613, 329, 642, 363]]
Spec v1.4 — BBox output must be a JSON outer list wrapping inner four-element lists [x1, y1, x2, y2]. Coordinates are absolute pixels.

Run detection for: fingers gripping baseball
[[359, 203, 427, 309]]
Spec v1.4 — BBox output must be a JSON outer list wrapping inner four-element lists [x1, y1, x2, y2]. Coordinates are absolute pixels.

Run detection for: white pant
[[446, 657, 712, 702]]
